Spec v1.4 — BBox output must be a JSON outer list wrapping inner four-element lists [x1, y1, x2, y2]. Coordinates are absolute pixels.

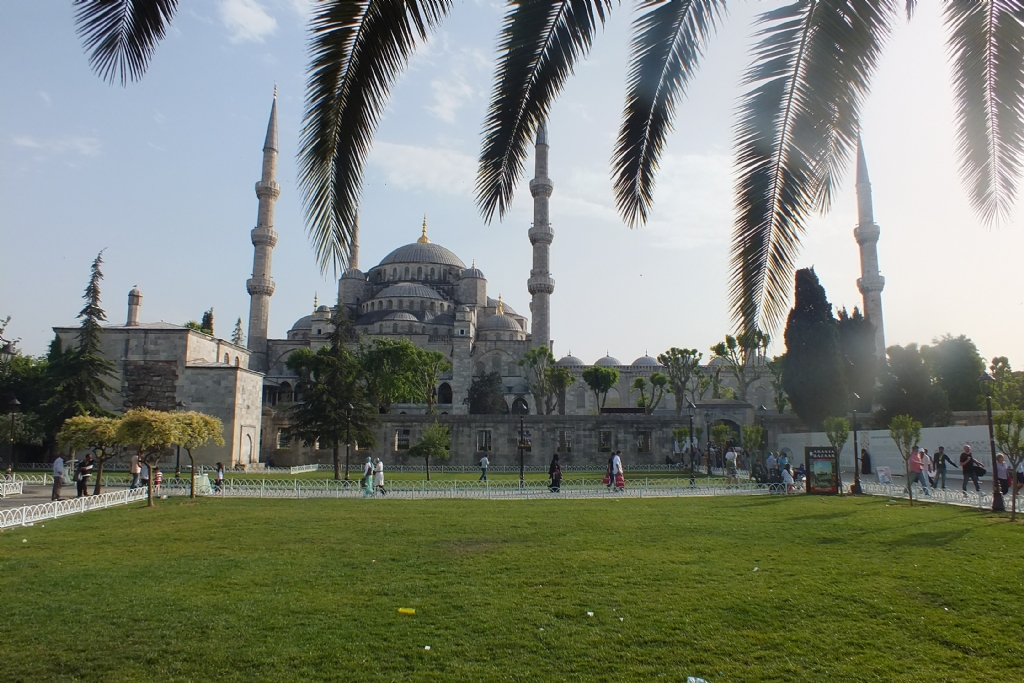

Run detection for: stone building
[[53, 288, 263, 467]]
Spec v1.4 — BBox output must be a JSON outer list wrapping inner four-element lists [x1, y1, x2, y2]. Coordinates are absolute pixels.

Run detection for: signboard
[[805, 446, 838, 495], [876, 466, 893, 485]]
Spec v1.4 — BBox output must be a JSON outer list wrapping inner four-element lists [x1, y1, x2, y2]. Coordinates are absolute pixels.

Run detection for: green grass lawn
[[2, 496, 1021, 682]]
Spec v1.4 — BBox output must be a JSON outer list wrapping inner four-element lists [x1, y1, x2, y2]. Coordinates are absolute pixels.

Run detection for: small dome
[[632, 355, 660, 366], [290, 314, 314, 331], [556, 355, 585, 366], [376, 283, 444, 299], [342, 267, 364, 280], [383, 312, 418, 322], [316, 305, 330, 313], [129, 285, 142, 296], [486, 297, 517, 315], [461, 267, 485, 279], [595, 354, 622, 367], [479, 314, 523, 332]]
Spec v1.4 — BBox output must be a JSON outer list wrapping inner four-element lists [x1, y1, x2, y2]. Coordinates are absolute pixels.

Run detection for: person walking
[[214, 462, 225, 493], [548, 454, 562, 493], [960, 445, 981, 495], [360, 457, 374, 497], [611, 450, 625, 492], [129, 452, 141, 490], [154, 468, 163, 494], [933, 446, 956, 489], [996, 454, 1011, 495], [1014, 460, 1024, 503], [920, 448, 934, 489], [51, 453, 65, 501], [766, 452, 778, 482], [907, 446, 930, 496], [479, 454, 489, 482], [76, 453, 95, 498], [782, 464, 795, 493], [140, 461, 150, 490], [373, 458, 387, 496], [725, 448, 738, 486]]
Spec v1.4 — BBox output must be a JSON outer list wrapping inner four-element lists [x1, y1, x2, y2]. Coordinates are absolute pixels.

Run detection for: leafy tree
[[709, 365, 724, 399], [710, 330, 768, 402], [58, 415, 123, 495], [358, 338, 419, 413], [184, 321, 202, 331], [889, 414, 923, 506], [582, 366, 619, 411], [823, 416, 850, 477], [687, 368, 712, 404], [994, 409, 1024, 521], [200, 308, 214, 336], [877, 344, 950, 427], [519, 345, 556, 415], [632, 372, 668, 414], [172, 411, 224, 498], [547, 366, 576, 416], [782, 268, 846, 430], [657, 348, 702, 414], [0, 351, 52, 452], [710, 424, 734, 452], [836, 307, 876, 412], [923, 334, 984, 411], [766, 355, 788, 414], [468, 372, 507, 415], [116, 408, 177, 507], [741, 424, 765, 463], [990, 356, 1024, 409], [231, 318, 245, 346], [75, 0, 1024, 336], [409, 348, 451, 415], [288, 345, 378, 480], [408, 421, 451, 481]]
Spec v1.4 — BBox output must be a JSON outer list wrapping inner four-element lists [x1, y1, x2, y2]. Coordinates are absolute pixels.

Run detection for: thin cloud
[[13, 135, 101, 157], [369, 142, 476, 195], [427, 77, 475, 124], [220, 0, 277, 43]]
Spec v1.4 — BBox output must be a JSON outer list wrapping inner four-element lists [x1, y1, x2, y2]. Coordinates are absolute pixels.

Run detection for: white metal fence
[[0, 487, 149, 529], [0, 480, 24, 498]]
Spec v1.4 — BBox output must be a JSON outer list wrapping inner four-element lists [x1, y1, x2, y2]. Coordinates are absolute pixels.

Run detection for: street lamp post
[[980, 373, 1005, 512], [687, 401, 696, 486], [851, 393, 862, 494], [757, 404, 767, 469], [7, 397, 20, 473], [174, 401, 186, 479], [345, 403, 353, 481], [518, 413, 526, 487], [703, 411, 712, 480]]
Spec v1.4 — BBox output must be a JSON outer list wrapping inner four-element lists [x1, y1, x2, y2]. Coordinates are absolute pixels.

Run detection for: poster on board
[[805, 446, 838, 494], [876, 467, 893, 485]]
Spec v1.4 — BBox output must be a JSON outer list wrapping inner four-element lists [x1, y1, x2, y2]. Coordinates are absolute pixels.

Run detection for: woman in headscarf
[[548, 454, 562, 493], [373, 458, 387, 496], [361, 457, 374, 497]]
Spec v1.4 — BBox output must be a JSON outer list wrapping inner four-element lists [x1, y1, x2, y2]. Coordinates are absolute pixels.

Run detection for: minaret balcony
[[255, 180, 281, 200], [528, 225, 554, 245], [527, 274, 555, 294], [853, 223, 879, 244], [251, 228, 279, 248], [529, 178, 553, 198], [247, 277, 276, 296], [856, 275, 885, 294]]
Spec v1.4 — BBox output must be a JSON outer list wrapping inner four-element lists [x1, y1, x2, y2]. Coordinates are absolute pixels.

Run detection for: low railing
[[0, 480, 24, 498], [0, 487, 149, 529], [857, 480, 1008, 510]]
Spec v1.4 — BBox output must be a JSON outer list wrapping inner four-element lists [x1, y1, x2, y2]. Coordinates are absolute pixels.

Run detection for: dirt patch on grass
[[437, 539, 504, 556]]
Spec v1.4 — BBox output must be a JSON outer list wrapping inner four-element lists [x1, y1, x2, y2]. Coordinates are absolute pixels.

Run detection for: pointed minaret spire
[[350, 211, 360, 270], [528, 120, 555, 349], [853, 135, 886, 361], [246, 88, 281, 373]]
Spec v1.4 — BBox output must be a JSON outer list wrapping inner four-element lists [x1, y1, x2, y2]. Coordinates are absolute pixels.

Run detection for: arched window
[[417, 266, 422, 278], [387, 300, 393, 309], [404, 266, 410, 278], [491, 356, 502, 374], [430, 267, 435, 279], [398, 300, 403, 309], [475, 362, 485, 376], [379, 324, 384, 333], [370, 302, 375, 311], [419, 300, 425, 310], [391, 268, 397, 280], [429, 301, 435, 312], [224, 353, 230, 363], [393, 323, 399, 334], [234, 357, 240, 367], [438, 382, 453, 404]]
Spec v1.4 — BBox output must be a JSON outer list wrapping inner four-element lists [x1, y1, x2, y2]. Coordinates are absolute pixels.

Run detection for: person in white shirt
[[373, 458, 387, 496], [766, 452, 778, 481], [782, 465, 795, 493], [479, 455, 489, 481], [129, 453, 141, 490], [51, 454, 65, 501], [611, 451, 624, 491], [725, 448, 739, 486]]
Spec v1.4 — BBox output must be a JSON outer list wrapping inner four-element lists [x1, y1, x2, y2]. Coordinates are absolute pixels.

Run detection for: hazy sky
[[2, 1, 1022, 369]]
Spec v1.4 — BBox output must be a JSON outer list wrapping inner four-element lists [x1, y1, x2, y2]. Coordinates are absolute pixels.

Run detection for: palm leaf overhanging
[[945, 0, 1024, 226], [476, 0, 615, 222], [299, 0, 451, 274], [73, 0, 178, 86], [612, 0, 726, 227], [70, 0, 1024, 334]]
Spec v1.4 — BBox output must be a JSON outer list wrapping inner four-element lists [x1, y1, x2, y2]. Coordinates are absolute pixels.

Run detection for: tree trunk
[[333, 444, 341, 480], [147, 458, 155, 507], [187, 449, 196, 499], [93, 460, 104, 495], [426, 455, 430, 481]]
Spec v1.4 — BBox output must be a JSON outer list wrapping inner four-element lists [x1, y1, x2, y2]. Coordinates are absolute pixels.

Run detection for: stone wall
[[124, 361, 178, 411]]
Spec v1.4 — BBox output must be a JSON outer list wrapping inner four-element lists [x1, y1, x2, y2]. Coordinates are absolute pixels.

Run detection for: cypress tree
[[782, 268, 847, 430], [837, 307, 877, 412]]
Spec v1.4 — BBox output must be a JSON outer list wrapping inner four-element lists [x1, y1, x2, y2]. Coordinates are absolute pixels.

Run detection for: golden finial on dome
[[417, 215, 430, 243], [313, 293, 318, 311], [496, 294, 504, 315]]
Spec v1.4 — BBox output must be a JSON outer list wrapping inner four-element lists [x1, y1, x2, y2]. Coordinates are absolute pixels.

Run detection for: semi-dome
[[378, 242, 465, 269], [486, 296, 517, 315], [479, 314, 522, 332], [632, 355, 660, 366], [376, 283, 444, 299], [290, 314, 313, 331], [556, 354, 585, 366], [595, 354, 622, 367], [383, 312, 418, 322], [342, 267, 364, 280]]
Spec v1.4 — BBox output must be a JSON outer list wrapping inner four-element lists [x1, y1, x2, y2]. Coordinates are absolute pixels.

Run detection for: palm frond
[[73, 0, 178, 86], [476, 0, 614, 223], [945, 0, 1024, 225], [300, 0, 451, 274], [730, 0, 897, 334], [612, 0, 726, 227], [906, 0, 916, 20]]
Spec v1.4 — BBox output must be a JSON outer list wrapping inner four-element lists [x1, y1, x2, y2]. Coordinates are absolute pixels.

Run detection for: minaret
[[854, 137, 886, 360], [246, 88, 280, 373], [350, 212, 360, 270], [527, 122, 555, 349]]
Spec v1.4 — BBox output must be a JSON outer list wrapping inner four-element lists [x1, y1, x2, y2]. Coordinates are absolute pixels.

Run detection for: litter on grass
[[587, 612, 594, 617], [424, 646, 431, 651], [398, 608, 416, 615]]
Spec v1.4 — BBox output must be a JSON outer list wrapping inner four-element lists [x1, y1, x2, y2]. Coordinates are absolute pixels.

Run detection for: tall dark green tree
[[358, 338, 419, 413], [923, 334, 984, 411], [200, 308, 214, 336], [837, 307, 877, 412], [468, 372, 507, 415], [990, 356, 1024, 409], [782, 268, 846, 430], [877, 344, 950, 427], [657, 347, 702, 415]]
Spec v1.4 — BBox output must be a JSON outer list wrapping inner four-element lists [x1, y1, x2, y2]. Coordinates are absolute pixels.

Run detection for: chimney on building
[[126, 286, 142, 326]]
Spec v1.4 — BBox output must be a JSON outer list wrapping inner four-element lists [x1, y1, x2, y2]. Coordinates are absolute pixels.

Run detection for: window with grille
[[477, 430, 492, 452], [395, 429, 411, 451], [598, 430, 613, 453], [277, 430, 291, 450], [637, 430, 652, 453], [558, 430, 573, 453]]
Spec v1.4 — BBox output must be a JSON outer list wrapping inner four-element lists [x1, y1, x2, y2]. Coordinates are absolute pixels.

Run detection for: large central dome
[[378, 242, 465, 269]]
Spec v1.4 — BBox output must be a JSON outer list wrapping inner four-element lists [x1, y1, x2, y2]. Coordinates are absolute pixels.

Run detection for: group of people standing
[[908, 444, 1024, 500], [361, 457, 387, 496]]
